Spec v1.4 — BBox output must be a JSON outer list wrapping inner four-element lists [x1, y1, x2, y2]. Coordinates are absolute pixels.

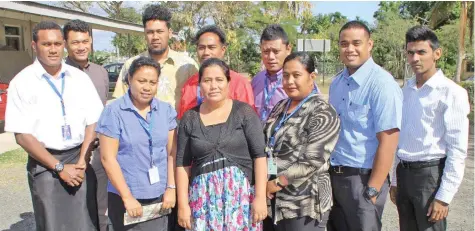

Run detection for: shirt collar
[[65, 57, 90, 70], [120, 90, 159, 112], [265, 69, 283, 81], [33, 59, 70, 80], [408, 69, 444, 90], [343, 57, 376, 85], [146, 47, 178, 66]]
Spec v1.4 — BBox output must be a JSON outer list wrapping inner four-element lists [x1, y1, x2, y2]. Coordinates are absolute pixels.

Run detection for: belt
[[329, 165, 372, 176], [399, 158, 446, 169]]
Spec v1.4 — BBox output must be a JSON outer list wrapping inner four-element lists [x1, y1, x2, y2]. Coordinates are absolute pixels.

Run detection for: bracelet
[[167, 185, 176, 189]]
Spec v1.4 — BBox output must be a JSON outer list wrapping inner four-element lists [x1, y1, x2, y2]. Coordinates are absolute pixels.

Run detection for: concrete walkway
[[0, 132, 20, 154]]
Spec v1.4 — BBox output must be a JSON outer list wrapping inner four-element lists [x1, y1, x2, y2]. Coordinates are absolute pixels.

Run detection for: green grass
[[0, 148, 27, 165]]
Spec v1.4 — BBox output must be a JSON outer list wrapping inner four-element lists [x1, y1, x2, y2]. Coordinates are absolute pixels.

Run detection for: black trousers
[[327, 172, 389, 231], [396, 163, 447, 231]]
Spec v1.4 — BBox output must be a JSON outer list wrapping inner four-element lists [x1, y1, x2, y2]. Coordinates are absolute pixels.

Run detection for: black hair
[[194, 25, 226, 45], [260, 24, 289, 45], [63, 19, 91, 41], [405, 25, 440, 50], [32, 21, 62, 42], [198, 58, 231, 83], [128, 57, 161, 80], [339, 20, 371, 38], [142, 5, 172, 28], [283, 52, 316, 73]]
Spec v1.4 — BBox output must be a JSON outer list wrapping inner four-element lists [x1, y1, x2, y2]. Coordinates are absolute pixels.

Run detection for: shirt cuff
[[435, 188, 455, 204]]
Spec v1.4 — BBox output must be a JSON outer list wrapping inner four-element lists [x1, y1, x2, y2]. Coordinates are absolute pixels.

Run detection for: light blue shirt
[[329, 58, 402, 169], [96, 91, 177, 199]]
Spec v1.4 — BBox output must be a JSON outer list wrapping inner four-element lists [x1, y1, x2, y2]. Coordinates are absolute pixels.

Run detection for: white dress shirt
[[392, 70, 470, 204], [5, 59, 104, 150]]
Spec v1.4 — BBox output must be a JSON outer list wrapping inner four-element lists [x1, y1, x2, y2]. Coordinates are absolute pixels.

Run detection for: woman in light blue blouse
[[96, 57, 177, 231]]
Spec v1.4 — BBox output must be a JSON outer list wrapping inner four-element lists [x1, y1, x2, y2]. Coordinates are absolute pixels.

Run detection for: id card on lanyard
[[265, 90, 317, 175], [44, 73, 71, 141], [260, 75, 282, 122], [136, 109, 160, 185]]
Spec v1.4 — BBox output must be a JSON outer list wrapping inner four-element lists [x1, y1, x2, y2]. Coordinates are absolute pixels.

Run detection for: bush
[[459, 81, 474, 123]]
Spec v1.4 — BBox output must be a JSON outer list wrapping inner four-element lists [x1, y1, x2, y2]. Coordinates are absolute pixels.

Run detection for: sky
[[91, 1, 381, 51]]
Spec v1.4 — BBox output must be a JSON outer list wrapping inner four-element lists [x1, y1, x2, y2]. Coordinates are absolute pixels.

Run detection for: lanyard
[[260, 75, 282, 121], [44, 73, 66, 120], [197, 85, 203, 105], [135, 108, 156, 167], [266, 90, 317, 156]]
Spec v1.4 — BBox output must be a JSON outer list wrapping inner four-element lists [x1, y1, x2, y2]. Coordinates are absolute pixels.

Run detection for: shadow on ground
[[1, 212, 35, 231]]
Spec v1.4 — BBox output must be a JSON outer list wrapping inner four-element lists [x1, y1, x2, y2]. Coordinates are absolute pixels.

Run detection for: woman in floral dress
[[176, 58, 268, 230]]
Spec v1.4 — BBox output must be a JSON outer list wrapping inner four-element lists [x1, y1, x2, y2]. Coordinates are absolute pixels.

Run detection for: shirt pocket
[[347, 103, 371, 129]]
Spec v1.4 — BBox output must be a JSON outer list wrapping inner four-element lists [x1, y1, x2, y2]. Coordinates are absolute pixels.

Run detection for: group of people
[[4, 4, 469, 231]]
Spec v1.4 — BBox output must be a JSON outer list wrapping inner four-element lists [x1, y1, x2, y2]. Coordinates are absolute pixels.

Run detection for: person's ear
[[434, 47, 442, 61]]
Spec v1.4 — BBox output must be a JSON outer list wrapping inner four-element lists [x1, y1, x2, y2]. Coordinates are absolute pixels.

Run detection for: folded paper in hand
[[124, 202, 172, 226]]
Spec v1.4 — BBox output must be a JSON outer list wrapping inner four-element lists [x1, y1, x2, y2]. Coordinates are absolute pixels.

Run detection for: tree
[[56, 2, 93, 13], [97, 1, 146, 57], [429, 1, 474, 82]]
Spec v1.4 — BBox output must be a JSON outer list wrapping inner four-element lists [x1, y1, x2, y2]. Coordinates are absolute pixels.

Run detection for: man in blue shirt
[[327, 21, 403, 231]]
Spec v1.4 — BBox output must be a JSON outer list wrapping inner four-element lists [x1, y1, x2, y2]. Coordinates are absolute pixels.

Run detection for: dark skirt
[[27, 145, 99, 231], [108, 192, 171, 231]]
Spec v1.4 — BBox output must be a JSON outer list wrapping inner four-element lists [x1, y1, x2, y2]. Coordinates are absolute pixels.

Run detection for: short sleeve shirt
[[95, 91, 177, 199], [329, 58, 403, 169]]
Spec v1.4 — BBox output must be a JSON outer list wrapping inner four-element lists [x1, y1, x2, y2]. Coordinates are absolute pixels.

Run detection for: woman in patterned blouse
[[263, 52, 340, 231]]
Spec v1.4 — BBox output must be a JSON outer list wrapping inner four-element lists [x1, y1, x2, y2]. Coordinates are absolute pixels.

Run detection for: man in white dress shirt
[[390, 26, 470, 231], [5, 21, 103, 230]]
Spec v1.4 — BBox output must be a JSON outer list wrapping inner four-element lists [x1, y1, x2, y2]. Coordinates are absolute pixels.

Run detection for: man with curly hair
[[112, 5, 198, 109]]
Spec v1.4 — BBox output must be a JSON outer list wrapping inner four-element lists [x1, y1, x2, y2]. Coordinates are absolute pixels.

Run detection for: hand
[[178, 205, 193, 230], [389, 186, 397, 205], [266, 180, 282, 199], [123, 196, 143, 218], [427, 199, 449, 222], [162, 188, 176, 210], [58, 164, 84, 187], [252, 196, 268, 223], [75, 162, 87, 181]]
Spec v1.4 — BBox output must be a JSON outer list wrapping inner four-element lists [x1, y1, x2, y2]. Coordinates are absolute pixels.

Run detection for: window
[[4, 25, 21, 51]]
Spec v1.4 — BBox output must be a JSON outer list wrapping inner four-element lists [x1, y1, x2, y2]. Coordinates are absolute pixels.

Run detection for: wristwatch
[[274, 178, 285, 188], [54, 162, 64, 173], [365, 186, 379, 199], [167, 185, 176, 189]]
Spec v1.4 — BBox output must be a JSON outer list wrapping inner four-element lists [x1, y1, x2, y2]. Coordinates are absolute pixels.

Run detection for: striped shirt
[[392, 70, 470, 204]]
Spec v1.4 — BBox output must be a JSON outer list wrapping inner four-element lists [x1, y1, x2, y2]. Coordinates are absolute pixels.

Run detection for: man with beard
[[112, 5, 198, 109]]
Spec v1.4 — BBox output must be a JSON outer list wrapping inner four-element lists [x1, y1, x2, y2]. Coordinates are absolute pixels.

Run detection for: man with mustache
[[327, 20, 402, 231], [64, 19, 109, 231], [390, 26, 469, 231], [5, 21, 103, 230], [113, 5, 198, 109], [178, 25, 254, 119]]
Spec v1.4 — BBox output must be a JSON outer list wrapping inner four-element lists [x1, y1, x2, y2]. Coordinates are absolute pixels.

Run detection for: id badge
[[148, 166, 160, 185], [62, 125, 72, 141], [267, 157, 277, 175]]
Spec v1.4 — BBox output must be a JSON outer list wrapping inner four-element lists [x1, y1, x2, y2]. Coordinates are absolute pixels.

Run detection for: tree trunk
[[455, 1, 468, 83]]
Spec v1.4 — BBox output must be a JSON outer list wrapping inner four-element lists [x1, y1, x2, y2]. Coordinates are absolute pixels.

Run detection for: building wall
[[0, 17, 34, 58]]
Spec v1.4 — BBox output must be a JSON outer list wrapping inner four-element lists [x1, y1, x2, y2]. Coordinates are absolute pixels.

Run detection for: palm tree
[[429, 1, 474, 82]]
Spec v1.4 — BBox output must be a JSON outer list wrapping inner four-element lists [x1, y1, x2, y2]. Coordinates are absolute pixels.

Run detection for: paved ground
[[0, 133, 473, 230], [0, 132, 19, 154]]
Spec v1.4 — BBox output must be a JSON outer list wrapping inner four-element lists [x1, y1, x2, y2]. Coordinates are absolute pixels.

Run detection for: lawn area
[[0, 148, 27, 166]]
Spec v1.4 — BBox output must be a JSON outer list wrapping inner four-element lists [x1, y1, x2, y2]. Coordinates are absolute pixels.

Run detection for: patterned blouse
[[263, 94, 340, 223]]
